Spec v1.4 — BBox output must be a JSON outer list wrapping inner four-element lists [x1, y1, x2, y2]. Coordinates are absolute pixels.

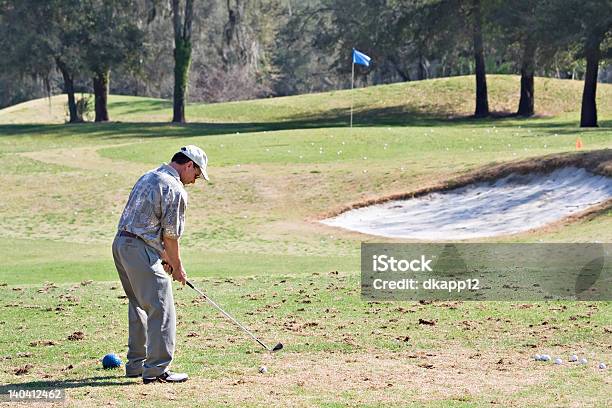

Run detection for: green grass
[[0, 75, 610, 407], [0, 277, 609, 406]]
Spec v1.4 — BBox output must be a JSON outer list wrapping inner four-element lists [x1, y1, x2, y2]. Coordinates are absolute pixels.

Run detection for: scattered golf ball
[[258, 366, 268, 374], [579, 358, 588, 365], [534, 354, 541, 361], [540, 354, 551, 362], [554, 358, 562, 365], [569, 355, 578, 362], [101, 353, 122, 369], [599, 362, 606, 369]]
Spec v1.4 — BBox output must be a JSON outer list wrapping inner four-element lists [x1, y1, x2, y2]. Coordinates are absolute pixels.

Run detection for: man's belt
[[119, 230, 140, 239]]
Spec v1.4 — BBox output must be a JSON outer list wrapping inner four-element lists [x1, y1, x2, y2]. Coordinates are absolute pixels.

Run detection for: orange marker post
[[575, 137, 583, 150]]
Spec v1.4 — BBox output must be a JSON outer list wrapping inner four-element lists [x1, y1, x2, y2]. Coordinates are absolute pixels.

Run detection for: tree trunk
[[389, 55, 410, 81], [172, 0, 194, 123], [93, 69, 110, 122], [56, 58, 78, 123], [517, 39, 536, 117], [471, 0, 489, 118], [222, 0, 260, 76], [172, 38, 192, 123], [417, 54, 425, 80], [580, 33, 601, 128]]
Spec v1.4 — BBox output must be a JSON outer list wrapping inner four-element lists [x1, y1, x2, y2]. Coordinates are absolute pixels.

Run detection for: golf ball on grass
[[599, 363, 606, 369], [569, 355, 578, 362], [258, 366, 268, 374], [102, 353, 122, 369], [580, 358, 588, 365], [554, 358, 563, 365], [534, 354, 541, 361], [540, 354, 551, 362]]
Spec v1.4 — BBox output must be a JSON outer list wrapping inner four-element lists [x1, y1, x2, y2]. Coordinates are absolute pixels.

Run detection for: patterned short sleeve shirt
[[117, 164, 188, 253]]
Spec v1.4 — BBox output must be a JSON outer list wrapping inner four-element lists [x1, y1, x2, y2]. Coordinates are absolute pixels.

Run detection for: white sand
[[321, 167, 612, 240]]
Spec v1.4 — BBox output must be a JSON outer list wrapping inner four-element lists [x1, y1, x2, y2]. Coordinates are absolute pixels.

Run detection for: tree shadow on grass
[[0, 105, 608, 141], [107, 99, 173, 116], [0, 374, 135, 394], [515, 118, 612, 132], [0, 105, 447, 139]]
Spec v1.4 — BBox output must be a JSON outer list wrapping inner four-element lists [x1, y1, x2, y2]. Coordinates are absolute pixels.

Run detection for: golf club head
[[271, 342, 283, 352]]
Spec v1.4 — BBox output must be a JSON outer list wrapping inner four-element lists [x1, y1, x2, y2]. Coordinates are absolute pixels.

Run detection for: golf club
[[163, 261, 283, 352]]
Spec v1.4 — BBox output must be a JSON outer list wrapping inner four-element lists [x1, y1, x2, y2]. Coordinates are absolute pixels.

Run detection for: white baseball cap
[[180, 145, 209, 181]]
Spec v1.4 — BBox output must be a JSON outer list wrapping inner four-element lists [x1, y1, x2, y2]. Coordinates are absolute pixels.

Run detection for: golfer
[[112, 145, 209, 384]]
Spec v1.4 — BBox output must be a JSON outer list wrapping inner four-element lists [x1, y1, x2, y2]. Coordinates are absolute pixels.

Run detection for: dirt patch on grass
[[12, 364, 33, 376], [168, 349, 541, 406], [67, 332, 85, 341], [57, 348, 546, 407], [19, 144, 147, 174], [29, 340, 56, 347]]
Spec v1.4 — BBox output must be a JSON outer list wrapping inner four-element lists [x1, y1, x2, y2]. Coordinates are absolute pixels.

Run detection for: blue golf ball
[[102, 353, 122, 369]]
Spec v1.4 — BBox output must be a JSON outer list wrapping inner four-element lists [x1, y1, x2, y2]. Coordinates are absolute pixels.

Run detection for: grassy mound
[[1, 75, 610, 125]]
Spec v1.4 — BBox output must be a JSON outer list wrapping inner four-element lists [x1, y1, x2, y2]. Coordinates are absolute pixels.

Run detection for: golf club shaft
[[185, 280, 272, 351]]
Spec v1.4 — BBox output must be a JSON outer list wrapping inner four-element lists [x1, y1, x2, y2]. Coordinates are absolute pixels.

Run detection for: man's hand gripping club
[[162, 236, 186, 285]]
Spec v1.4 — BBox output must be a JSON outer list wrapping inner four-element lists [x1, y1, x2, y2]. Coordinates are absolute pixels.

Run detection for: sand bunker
[[322, 167, 612, 240]]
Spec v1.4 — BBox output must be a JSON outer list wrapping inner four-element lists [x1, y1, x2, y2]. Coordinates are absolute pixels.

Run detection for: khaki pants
[[112, 234, 176, 378]]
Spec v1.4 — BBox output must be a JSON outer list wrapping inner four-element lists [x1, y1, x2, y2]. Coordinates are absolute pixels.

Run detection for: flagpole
[[350, 61, 355, 129]]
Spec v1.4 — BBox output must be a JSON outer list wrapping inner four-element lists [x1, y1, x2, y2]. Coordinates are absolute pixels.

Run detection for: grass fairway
[[0, 75, 610, 406]]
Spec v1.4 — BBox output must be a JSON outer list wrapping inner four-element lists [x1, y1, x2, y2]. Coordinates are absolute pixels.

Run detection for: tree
[[3, 0, 611, 112], [516, 29, 537, 116], [171, 0, 195, 123], [413, 0, 491, 117], [194, 0, 276, 102], [470, 0, 489, 117], [319, 0, 412, 84], [222, 0, 254, 71], [543, 0, 612, 127], [0, 0, 86, 122], [82, 0, 145, 122], [490, 0, 542, 116], [273, 1, 341, 95], [579, 13, 611, 127], [274, 0, 419, 97], [50, 0, 88, 122]]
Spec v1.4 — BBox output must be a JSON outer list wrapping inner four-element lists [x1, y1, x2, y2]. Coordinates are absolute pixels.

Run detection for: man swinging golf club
[[112, 145, 208, 384]]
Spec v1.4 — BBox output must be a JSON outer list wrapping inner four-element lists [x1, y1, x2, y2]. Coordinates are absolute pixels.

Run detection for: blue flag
[[352, 49, 371, 67]]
